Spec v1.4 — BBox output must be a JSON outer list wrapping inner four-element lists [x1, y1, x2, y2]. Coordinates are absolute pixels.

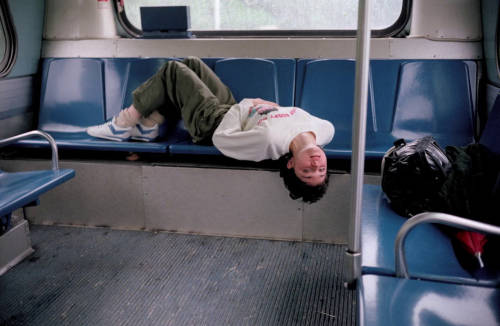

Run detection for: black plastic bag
[[381, 136, 452, 217]]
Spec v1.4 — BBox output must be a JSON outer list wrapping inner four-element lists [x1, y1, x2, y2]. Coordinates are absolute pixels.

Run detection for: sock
[[139, 111, 165, 127], [115, 105, 141, 127]]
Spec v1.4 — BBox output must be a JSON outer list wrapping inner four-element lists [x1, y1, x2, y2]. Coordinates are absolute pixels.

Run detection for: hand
[[252, 98, 279, 107]]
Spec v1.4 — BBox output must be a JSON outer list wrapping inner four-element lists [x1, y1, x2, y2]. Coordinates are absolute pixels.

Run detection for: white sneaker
[[130, 123, 159, 142], [86, 117, 132, 141]]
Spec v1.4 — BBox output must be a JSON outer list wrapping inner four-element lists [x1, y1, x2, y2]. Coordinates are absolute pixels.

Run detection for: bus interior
[[0, 0, 499, 325]]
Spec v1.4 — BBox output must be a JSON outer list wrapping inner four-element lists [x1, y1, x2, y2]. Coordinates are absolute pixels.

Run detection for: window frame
[[0, 0, 17, 78], [496, 3, 500, 83], [113, 0, 412, 39]]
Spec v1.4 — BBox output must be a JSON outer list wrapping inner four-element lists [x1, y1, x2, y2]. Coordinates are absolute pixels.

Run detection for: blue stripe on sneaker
[[136, 124, 155, 135], [109, 124, 130, 135]]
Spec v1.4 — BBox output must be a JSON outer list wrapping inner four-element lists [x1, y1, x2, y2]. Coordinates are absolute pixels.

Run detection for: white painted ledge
[[42, 38, 482, 60]]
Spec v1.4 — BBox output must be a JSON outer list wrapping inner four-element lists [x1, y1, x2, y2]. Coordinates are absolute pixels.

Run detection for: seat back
[[39, 59, 105, 132], [103, 58, 172, 119], [295, 59, 375, 158], [215, 58, 279, 103], [392, 61, 475, 147], [480, 94, 500, 154]]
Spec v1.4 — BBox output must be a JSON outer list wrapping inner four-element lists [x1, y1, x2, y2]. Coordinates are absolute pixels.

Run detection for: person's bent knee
[[182, 56, 203, 69]]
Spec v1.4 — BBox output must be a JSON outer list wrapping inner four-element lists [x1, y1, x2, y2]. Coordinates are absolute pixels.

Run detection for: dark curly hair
[[278, 153, 330, 204]]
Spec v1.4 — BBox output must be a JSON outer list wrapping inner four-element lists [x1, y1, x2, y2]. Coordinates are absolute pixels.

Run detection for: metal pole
[[344, 0, 372, 285], [214, 0, 220, 30]]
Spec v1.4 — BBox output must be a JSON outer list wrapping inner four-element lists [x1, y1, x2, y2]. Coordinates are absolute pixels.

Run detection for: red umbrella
[[455, 231, 488, 268]]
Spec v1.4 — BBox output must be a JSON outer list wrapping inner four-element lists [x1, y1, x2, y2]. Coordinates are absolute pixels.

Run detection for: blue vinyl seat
[[1, 131, 75, 220], [358, 274, 500, 326], [168, 58, 296, 157], [0, 169, 75, 217], [361, 184, 500, 286], [479, 93, 500, 155], [357, 92, 500, 325], [215, 58, 279, 103], [361, 88, 498, 285], [17, 58, 181, 153], [390, 61, 476, 148], [295, 59, 476, 159], [295, 59, 362, 159]]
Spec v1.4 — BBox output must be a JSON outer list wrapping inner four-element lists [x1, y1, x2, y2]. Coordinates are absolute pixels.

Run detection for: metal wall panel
[[0, 159, 375, 243]]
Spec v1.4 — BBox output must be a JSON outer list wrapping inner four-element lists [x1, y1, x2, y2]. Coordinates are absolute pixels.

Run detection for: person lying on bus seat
[[86, 57, 335, 203]]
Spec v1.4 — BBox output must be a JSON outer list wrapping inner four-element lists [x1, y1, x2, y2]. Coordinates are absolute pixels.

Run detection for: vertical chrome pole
[[214, 0, 221, 30], [345, 0, 371, 285]]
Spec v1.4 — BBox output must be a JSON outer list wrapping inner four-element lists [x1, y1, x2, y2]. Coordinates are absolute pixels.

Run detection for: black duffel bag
[[381, 136, 452, 217]]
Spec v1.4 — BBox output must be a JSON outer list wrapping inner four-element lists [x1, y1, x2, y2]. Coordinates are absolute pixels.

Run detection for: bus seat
[[361, 89, 499, 285], [360, 184, 500, 286], [1, 131, 75, 276], [168, 58, 296, 156], [358, 274, 500, 326], [294, 59, 392, 159], [479, 93, 500, 154], [391, 61, 475, 148], [0, 168, 75, 218], [16, 58, 175, 153], [104, 58, 171, 118], [103, 58, 188, 145], [0, 166, 74, 274], [215, 58, 279, 103], [295, 59, 476, 160]]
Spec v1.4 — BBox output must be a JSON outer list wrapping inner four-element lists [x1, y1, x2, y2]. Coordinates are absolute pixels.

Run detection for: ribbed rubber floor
[[0, 225, 356, 326]]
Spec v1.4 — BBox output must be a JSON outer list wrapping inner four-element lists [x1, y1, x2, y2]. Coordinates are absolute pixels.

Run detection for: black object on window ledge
[[140, 6, 194, 39]]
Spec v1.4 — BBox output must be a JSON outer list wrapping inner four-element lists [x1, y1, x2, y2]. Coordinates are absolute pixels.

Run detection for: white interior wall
[[41, 0, 483, 60], [44, 0, 118, 40], [410, 0, 482, 41]]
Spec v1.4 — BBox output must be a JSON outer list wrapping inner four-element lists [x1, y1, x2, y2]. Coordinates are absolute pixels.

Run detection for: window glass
[[124, 0, 404, 32]]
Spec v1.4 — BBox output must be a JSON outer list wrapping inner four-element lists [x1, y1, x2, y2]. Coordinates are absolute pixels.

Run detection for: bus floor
[[0, 225, 355, 326]]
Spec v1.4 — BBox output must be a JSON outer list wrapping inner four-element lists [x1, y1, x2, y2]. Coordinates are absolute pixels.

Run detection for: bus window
[[117, 0, 409, 37]]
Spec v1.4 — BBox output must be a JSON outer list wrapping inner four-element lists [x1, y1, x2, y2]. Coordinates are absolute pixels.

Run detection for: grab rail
[[0, 130, 60, 170]]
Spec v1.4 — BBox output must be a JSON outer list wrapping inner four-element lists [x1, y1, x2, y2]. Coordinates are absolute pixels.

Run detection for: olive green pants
[[132, 57, 236, 143]]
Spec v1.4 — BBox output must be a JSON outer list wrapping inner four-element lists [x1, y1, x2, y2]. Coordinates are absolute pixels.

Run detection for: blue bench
[[17, 58, 184, 153], [358, 210, 500, 326], [17, 57, 478, 160], [295, 59, 476, 159], [358, 274, 500, 326], [168, 58, 296, 156], [17, 57, 296, 156], [357, 93, 500, 325], [1, 131, 75, 227], [361, 184, 500, 286], [360, 90, 499, 285]]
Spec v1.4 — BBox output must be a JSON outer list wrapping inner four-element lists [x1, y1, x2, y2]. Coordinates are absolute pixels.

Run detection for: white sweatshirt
[[212, 99, 335, 161]]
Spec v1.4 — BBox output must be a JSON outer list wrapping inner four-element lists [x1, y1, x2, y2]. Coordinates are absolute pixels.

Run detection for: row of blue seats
[[18, 57, 477, 159], [357, 96, 500, 325]]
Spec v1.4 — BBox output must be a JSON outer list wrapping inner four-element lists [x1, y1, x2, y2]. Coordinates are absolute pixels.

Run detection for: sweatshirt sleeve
[[212, 104, 271, 162]]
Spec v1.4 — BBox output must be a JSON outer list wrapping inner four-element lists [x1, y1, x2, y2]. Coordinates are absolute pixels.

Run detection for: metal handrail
[[0, 130, 59, 170], [345, 0, 372, 285], [395, 212, 500, 278]]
